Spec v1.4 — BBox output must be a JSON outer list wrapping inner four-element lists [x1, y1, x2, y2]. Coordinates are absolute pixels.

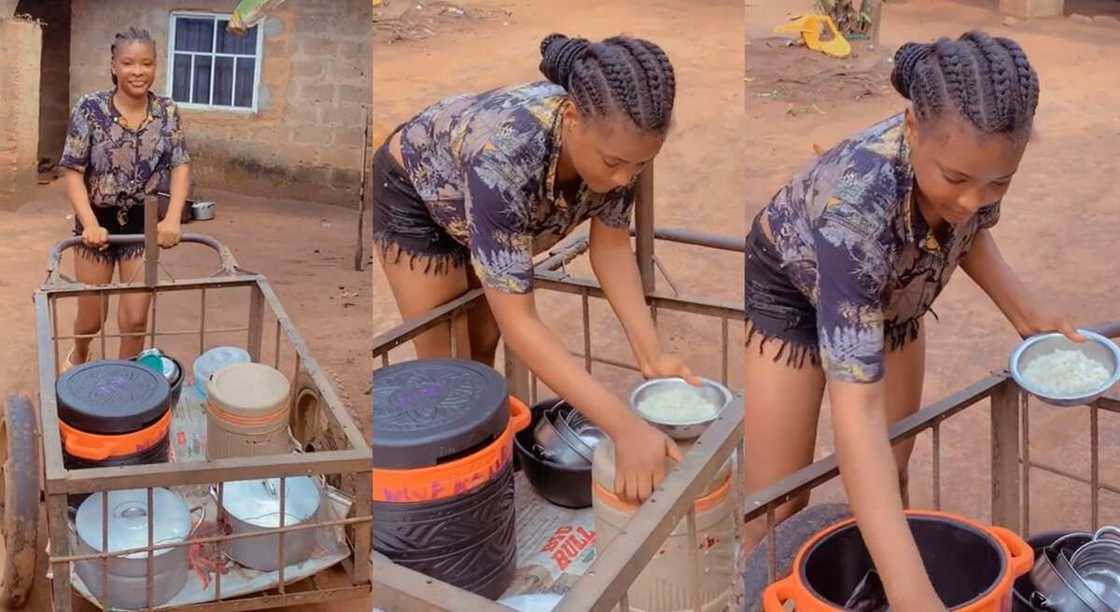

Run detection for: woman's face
[[906, 109, 1028, 226], [562, 103, 665, 194], [112, 41, 156, 98]]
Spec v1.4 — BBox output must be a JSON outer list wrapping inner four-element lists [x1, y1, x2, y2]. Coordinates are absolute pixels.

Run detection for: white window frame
[[166, 11, 264, 113]]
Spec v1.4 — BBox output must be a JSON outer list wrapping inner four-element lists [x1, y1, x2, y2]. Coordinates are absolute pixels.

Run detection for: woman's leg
[[116, 255, 153, 359], [378, 246, 472, 359], [72, 252, 115, 363], [882, 322, 926, 505], [465, 267, 501, 366], [741, 330, 828, 553]]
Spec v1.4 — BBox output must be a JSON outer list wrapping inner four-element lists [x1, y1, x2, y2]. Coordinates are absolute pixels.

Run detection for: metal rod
[[635, 166, 655, 294], [101, 490, 109, 609], [721, 317, 729, 385], [619, 592, 630, 612], [380, 353, 389, 368], [99, 291, 107, 359], [51, 297, 60, 375], [217, 482, 224, 601], [274, 319, 281, 369], [1021, 392, 1031, 535], [50, 514, 372, 564], [200, 288, 207, 354], [51, 325, 250, 342], [144, 195, 159, 286], [1027, 460, 1120, 497], [1092, 404, 1100, 530], [628, 227, 746, 253], [686, 506, 702, 612], [932, 422, 941, 511], [570, 352, 640, 373], [582, 291, 592, 373], [279, 477, 287, 593], [148, 287, 158, 349]]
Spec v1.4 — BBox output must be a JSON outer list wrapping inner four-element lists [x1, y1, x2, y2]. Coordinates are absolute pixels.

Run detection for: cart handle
[[45, 234, 241, 286]]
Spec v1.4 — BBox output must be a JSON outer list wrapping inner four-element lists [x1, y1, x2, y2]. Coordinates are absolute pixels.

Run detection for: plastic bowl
[[1009, 330, 1120, 407]]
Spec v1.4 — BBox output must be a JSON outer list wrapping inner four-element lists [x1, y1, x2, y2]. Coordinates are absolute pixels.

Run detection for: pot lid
[[372, 359, 509, 469], [207, 363, 290, 415], [75, 488, 190, 558], [220, 476, 321, 527], [192, 346, 251, 383], [57, 360, 170, 434]]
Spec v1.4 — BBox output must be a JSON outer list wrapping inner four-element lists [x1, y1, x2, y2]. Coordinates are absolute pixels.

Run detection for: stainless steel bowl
[[629, 377, 733, 440], [1069, 540, 1120, 609], [1009, 330, 1120, 407], [532, 402, 590, 467], [564, 410, 607, 450], [191, 200, 216, 221]]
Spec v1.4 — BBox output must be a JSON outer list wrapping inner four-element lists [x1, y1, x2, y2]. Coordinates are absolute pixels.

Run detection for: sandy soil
[[372, 0, 747, 405], [0, 183, 371, 610], [747, 0, 1120, 531]]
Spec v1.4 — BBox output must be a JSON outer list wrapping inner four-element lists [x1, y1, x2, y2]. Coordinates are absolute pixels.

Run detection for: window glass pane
[[217, 21, 258, 55], [192, 55, 212, 105], [213, 56, 235, 107], [174, 17, 214, 53], [234, 57, 255, 107], [171, 53, 192, 102]]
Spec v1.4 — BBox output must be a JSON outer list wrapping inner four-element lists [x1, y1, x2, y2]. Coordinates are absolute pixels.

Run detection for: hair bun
[[539, 33, 590, 87], [891, 42, 932, 100]]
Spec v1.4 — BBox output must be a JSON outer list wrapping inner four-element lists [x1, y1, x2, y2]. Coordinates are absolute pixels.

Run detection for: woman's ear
[[561, 100, 582, 131], [904, 106, 919, 149]]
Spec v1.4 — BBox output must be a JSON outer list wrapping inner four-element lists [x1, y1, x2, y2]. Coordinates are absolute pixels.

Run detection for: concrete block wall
[[69, 0, 371, 207], [0, 17, 42, 212], [999, 0, 1065, 18]]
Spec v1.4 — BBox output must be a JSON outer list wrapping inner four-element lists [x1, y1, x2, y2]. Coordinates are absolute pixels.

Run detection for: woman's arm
[[165, 164, 190, 223], [962, 228, 1082, 340], [829, 381, 945, 611], [484, 287, 682, 501], [63, 169, 99, 231], [588, 219, 697, 380]]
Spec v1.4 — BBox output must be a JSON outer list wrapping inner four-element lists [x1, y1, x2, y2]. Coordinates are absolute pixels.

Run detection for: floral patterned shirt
[[764, 113, 1000, 383], [398, 82, 636, 294], [59, 90, 190, 212]]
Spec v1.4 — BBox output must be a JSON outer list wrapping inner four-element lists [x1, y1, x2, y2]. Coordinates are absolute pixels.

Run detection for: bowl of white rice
[[629, 377, 733, 439], [1009, 330, 1120, 407]]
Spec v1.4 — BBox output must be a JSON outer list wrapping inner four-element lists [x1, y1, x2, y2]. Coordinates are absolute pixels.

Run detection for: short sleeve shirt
[[764, 113, 1000, 383], [398, 82, 636, 294], [59, 90, 190, 210]]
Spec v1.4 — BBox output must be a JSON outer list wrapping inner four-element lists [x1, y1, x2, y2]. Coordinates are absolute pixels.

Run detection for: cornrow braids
[[539, 33, 676, 134], [891, 31, 1039, 140], [110, 27, 156, 87]]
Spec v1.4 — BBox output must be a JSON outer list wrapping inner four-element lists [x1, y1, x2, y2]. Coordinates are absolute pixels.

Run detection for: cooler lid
[[207, 363, 290, 416], [372, 359, 509, 469], [56, 360, 170, 434]]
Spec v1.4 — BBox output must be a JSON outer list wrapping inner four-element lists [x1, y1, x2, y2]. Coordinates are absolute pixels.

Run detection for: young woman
[[60, 28, 191, 368], [742, 32, 1080, 609], [373, 33, 694, 502]]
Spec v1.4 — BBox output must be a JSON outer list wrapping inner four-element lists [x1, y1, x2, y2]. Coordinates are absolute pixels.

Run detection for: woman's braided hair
[[539, 33, 676, 134], [891, 31, 1039, 140]]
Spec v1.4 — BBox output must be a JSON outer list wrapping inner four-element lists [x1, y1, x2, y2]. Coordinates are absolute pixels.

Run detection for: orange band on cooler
[[60, 409, 171, 461], [207, 401, 289, 427], [372, 396, 531, 503], [593, 473, 731, 515]]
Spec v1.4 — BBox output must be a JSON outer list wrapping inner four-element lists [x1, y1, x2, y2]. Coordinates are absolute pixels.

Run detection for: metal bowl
[[1009, 330, 1120, 407], [564, 410, 607, 450], [1069, 540, 1120, 609], [532, 402, 590, 467], [629, 377, 732, 440]]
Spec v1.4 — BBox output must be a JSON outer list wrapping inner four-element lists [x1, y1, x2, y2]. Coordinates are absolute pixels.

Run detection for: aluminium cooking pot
[[215, 476, 322, 571]]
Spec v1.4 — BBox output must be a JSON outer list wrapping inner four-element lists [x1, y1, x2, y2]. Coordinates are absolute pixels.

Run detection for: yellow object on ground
[[774, 14, 851, 58]]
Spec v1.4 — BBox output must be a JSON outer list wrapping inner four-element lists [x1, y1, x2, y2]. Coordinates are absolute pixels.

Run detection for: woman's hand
[[156, 219, 182, 248], [613, 417, 683, 502], [640, 353, 702, 385], [1015, 304, 1085, 342], [81, 225, 109, 250]]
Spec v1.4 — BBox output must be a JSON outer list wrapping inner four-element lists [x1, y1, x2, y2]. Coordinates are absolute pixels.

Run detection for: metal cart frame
[[4, 198, 372, 611]]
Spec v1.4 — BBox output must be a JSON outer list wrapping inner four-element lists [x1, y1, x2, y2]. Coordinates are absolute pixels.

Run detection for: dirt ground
[[0, 184, 371, 610], [747, 0, 1120, 530], [372, 0, 747, 402]]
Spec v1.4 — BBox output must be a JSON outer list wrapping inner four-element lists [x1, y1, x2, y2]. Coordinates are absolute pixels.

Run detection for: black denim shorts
[[72, 204, 147, 264], [370, 133, 468, 274], [744, 210, 822, 369], [744, 210, 924, 370]]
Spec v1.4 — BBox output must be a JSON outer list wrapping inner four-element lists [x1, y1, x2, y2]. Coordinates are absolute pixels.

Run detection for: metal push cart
[[0, 197, 372, 611]]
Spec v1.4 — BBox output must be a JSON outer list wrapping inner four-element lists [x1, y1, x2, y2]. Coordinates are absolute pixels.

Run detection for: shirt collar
[[106, 90, 160, 130]]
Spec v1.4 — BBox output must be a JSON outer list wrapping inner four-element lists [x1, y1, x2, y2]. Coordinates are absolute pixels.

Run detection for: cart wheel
[[0, 395, 41, 609], [291, 369, 324, 451]]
